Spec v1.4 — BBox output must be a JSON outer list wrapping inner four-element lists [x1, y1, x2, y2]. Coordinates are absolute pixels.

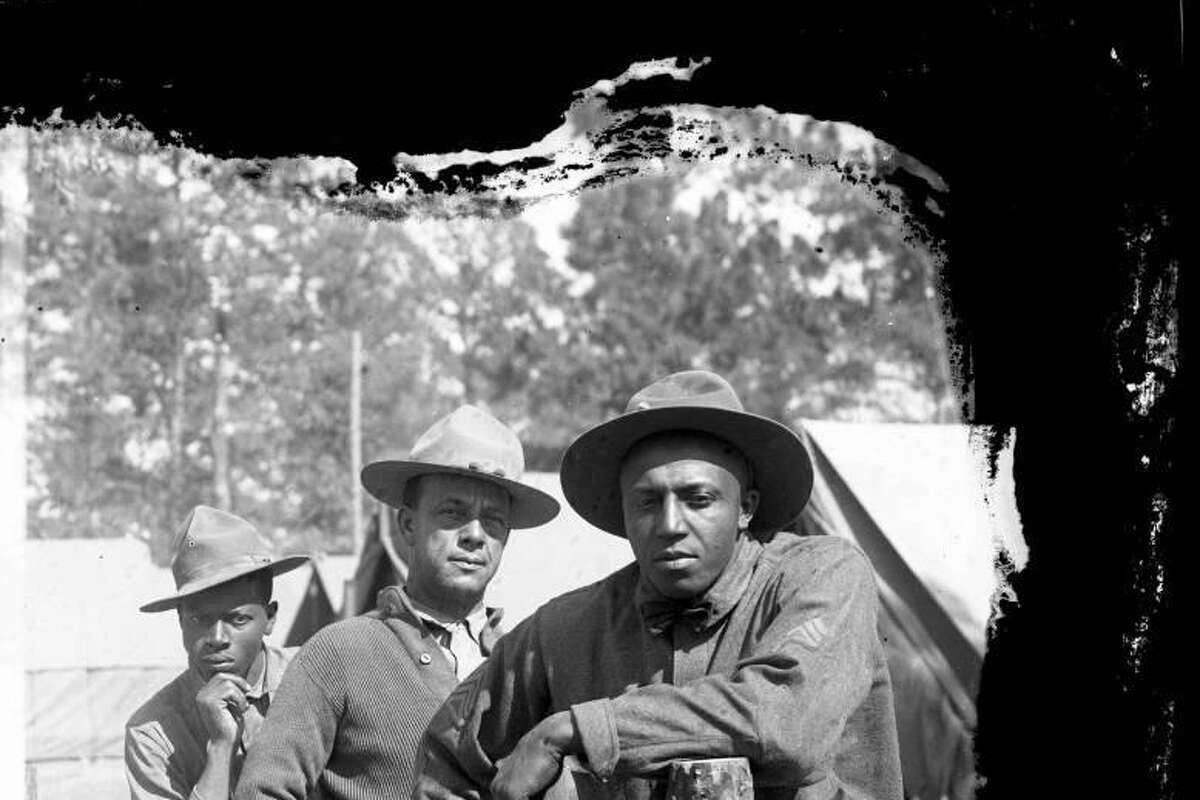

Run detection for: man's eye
[[687, 495, 714, 508], [230, 615, 252, 626]]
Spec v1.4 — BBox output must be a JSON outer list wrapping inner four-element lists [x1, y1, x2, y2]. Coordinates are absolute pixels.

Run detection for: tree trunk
[[153, 340, 187, 565], [211, 324, 233, 510]]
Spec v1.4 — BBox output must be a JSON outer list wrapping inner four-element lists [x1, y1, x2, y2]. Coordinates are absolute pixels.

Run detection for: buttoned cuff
[[570, 699, 619, 779]]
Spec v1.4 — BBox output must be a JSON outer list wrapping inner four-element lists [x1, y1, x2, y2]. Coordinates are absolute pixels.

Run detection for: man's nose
[[658, 496, 687, 536], [458, 517, 486, 546], [204, 620, 231, 647]]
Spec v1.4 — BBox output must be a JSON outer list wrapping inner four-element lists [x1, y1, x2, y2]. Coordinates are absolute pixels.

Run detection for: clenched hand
[[195, 672, 250, 745], [490, 711, 580, 800]]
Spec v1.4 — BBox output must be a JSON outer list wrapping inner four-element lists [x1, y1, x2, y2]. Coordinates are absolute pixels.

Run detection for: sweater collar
[[375, 585, 505, 654], [400, 588, 490, 640]]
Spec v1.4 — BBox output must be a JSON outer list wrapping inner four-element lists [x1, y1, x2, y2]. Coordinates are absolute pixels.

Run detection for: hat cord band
[[176, 554, 274, 586]]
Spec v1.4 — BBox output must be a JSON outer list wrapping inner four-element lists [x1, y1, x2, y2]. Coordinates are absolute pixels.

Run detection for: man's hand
[[490, 711, 579, 800], [195, 672, 250, 746]]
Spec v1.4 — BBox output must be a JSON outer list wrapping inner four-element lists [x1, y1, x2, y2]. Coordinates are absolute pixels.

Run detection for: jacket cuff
[[570, 699, 619, 779]]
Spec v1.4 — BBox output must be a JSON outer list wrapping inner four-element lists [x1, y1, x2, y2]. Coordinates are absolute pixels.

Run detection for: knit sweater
[[233, 592, 501, 800]]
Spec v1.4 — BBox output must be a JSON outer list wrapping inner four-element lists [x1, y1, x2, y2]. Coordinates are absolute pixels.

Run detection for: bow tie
[[637, 592, 716, 637]]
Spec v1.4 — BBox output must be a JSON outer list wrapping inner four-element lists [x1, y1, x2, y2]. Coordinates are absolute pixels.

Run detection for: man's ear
[[398, 504, 417, 547], [739, 488, 760, 531], [263, 600, 278, 635]]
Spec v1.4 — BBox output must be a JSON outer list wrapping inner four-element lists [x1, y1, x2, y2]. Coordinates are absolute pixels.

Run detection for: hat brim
[[139, 555, 311, 613], [360, 461, 561, 530], [559, 406, 813, 537]]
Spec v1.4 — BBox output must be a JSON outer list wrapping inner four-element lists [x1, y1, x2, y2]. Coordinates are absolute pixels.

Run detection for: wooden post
[[378, 499, 390, 540], [563, 756, 752, 800], [350, 329, 363, 557], [341, 578, 358, 619], [666, 758, 752, 800]]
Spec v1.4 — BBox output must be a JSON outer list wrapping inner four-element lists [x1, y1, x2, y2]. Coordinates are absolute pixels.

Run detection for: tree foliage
[[556, 156, 955, 428], [23, 121, 956, 558]]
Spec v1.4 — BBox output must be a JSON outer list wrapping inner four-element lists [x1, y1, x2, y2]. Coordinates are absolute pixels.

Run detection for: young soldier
[[125, 506, 309, 800]]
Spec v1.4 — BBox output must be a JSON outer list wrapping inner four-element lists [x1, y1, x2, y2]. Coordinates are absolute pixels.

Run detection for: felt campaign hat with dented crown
[[361, 404, 560, 529], [560, 370, 814, 538], [140, 506, 310, 613]]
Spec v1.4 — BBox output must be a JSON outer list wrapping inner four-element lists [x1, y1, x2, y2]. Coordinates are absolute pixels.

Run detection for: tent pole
[[350, 330, 363, 559]]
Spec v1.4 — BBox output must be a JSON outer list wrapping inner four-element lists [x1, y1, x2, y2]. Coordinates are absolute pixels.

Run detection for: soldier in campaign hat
[[235, 405, 559, 800], [125, 506, 309, 800], [415, 371, 903, 800]]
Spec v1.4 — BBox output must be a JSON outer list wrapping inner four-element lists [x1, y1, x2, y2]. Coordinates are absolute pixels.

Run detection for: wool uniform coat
[[415, 532, 903, 800]]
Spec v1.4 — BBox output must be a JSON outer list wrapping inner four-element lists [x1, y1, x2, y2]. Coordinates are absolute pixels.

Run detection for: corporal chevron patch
[[788, 616, 831, 650]]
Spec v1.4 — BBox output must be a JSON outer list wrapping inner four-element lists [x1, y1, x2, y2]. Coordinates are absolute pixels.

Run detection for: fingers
[[197, 673, 251, 713], [225, 693, 250, 716], [490, 760, 517, 800], [194, 673, 250, 742], [490, 757, 541, 800]]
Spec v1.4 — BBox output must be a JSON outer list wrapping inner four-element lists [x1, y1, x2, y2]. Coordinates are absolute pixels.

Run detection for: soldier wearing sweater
[[234, 406, 560, 800], [414, 371, 904, 800]]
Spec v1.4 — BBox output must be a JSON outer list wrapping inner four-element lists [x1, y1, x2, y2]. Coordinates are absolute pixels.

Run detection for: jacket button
[[419, 653, 432, 665]]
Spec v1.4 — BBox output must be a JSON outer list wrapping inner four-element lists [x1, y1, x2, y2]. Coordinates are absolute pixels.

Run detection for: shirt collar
[[392, 587, 491, 637], [635, 532, 765, 636], [246, 644, 288, 701]]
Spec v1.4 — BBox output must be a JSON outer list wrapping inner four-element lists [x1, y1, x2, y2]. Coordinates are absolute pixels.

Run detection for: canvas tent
[[795, 421, 1023, 800], [353, 420, 1022, 800], [22, 537, 356, 799]]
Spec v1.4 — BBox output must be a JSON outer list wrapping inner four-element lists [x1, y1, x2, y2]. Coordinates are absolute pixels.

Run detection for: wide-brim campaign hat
[[560, 370, 813, 537], [361, 405, 560, 530], [140, 506, 310, 613]]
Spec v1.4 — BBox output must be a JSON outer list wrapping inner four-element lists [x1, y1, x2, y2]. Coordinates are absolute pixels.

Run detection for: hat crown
[[560, 369, 813, 538], [409, 405, 525, 481], [360, 405, 560, 529], [170, 506, 274, 592], [624, 370, 745, 415]]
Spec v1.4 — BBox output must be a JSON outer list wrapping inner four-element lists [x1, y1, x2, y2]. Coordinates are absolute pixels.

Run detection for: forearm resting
[[189, 738, 236, 800]]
